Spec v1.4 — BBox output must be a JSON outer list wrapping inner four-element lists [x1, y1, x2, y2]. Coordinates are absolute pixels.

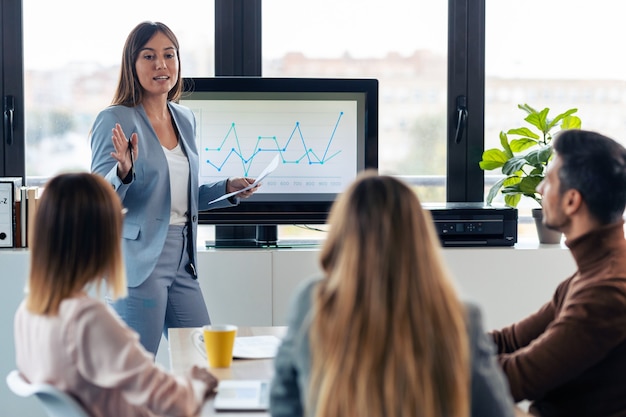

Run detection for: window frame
[[0, 0, 26, 180]]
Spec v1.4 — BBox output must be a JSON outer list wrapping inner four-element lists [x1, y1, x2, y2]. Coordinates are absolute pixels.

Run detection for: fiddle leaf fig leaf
[[486, 177, 507, 205], [510, 138, 540, 152], [519, 175, 542, 194], [504, 193, 522, 208], [518, 103, 539, 115], [502, 156, 527, 175], [547, 108, 578, 131], [501, 177, 522, 207], [525, 146, 552, 167], [525, 108, 549, 133], [479, 148, 509, 170], [503, 176, 521, 187], [561, 115, 582, 130], [537, 146, 553, 164], [507, 127, 540, 140], [500, 131, 513, 158]]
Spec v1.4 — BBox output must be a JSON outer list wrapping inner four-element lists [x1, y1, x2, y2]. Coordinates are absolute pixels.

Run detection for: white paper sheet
[[207, 154, 280, 206], [232, 335, 282, 359]]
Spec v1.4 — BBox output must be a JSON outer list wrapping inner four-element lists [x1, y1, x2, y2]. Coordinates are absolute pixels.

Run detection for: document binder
[[0, 181, 15, 248]]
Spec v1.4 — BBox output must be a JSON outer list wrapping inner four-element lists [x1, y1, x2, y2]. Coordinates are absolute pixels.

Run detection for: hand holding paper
[[208, 154, 280, 206]]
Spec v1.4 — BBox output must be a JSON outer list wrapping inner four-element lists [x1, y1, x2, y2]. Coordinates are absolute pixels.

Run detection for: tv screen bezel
[[181, 76, 379, 226]]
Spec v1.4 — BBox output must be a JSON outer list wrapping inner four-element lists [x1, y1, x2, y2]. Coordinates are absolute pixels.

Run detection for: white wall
[[1, 244, 576, 415]]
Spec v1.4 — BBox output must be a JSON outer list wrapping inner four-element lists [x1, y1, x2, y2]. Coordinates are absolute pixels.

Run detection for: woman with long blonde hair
[[270, 171, 514, 417]]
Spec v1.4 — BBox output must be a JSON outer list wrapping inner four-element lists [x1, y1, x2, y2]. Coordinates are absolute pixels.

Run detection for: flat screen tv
[[180, 77, 378, 246]]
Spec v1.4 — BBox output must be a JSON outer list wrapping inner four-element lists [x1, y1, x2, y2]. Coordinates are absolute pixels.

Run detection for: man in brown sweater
[[491, 129, 626, 417]]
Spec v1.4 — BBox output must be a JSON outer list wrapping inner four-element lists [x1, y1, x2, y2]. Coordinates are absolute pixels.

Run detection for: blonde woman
[[13, 173, 217, 417], [270, 171, 515, 417]]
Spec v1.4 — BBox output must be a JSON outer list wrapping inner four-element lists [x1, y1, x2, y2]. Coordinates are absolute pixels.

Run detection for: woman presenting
[[90, 21, 257, 356]]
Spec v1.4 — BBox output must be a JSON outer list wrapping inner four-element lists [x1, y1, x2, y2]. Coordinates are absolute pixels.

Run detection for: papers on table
[[191, 330, 282, 360], [214, 380, 270, 411], [207, 154, 280, 206], [232, 335, 281, 359]]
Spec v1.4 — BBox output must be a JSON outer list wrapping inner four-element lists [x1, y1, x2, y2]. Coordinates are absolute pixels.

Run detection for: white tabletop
[[168, 326, 287, 416]]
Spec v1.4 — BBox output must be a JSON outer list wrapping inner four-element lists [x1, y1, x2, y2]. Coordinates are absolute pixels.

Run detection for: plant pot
[[532, 208, 563, 244]]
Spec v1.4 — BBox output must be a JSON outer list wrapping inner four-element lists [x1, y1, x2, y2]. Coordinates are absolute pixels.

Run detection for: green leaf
[[561, 115, 582, 130], [504, 193, 522, 208], [525, 146, 552, 166], [486, 177, 507, 205], [503, 176, 521, 187], [518, 103, 539, 115], [499, 131, 513, 158], [547, 108, 578, 131], [510, 138, 539, 152], [507, 127, 540, 140], [501, 176, 523, 208], [537, 145, 552, 164], [502, 156, 527, 175], [525, 108, 549, 133], [519, 175, 542, 194], [479, 148, 509, 170]]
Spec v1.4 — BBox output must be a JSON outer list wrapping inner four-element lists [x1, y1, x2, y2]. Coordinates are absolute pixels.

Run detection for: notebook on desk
[[214, 380, 270, 411]]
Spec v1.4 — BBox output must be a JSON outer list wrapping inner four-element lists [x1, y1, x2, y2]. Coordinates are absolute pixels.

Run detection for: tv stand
[[213, 224, 278, 248]]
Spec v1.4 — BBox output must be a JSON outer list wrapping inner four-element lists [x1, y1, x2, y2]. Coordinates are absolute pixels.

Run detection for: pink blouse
[[14, 295, 207, 417]]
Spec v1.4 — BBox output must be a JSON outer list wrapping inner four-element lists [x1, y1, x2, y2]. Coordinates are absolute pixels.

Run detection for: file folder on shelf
[[0, 181, 15, 248]]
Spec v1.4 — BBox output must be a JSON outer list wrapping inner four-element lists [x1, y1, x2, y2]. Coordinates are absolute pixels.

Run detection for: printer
[[424, 202, 518, 247]]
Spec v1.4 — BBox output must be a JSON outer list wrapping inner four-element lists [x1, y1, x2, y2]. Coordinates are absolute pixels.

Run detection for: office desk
[[169, 326, 287, 416]]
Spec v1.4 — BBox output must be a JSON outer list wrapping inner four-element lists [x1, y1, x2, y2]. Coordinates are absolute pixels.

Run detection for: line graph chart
[[187, 99, 358, 194], [204, 112, 344, 173]]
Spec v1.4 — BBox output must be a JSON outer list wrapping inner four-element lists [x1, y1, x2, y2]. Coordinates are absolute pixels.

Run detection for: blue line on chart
[[202, 112, 344, 176]]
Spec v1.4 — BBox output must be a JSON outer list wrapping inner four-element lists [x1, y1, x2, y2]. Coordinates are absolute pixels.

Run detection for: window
[[485, 0, 626, 230], [263, 0, 449, 202], [2, 0, 482, 203], [21, 0, 215, 178]]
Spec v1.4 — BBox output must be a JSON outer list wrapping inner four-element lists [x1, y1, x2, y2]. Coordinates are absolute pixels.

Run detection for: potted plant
[[479, 103, 582, 243]]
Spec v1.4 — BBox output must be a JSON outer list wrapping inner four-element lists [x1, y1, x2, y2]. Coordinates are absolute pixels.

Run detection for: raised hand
[[110, 123, 138, 180]]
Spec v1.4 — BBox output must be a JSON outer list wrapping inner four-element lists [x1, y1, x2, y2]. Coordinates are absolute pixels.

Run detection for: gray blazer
[[90, 102, 233, 287], [270, 278, 515, 417]]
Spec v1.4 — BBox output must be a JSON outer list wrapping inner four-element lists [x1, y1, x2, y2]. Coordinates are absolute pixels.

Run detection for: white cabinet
[[197, 249, 273, 326]]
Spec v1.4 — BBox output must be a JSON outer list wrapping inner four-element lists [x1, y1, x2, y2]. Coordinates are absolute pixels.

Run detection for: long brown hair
[[310, 170, 470, 417], [26, 173, 127, 315], [112, 21, 183, 106]]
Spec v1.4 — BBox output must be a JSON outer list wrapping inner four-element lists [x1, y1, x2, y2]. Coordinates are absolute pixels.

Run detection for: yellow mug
[[203, 324, 238, 368]]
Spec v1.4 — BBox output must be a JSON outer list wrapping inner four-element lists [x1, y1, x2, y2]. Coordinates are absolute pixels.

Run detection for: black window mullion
[[215, 0, 261, 77], [1, 0, 25, 180], [447, 0, 485, 202], [466, 0, 486, 202]]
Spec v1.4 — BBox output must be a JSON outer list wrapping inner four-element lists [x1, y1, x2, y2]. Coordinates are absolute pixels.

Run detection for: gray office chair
[[5, 370, 90, 417]]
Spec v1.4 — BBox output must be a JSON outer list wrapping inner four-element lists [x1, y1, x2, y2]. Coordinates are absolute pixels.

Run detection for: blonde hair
[[26, 173, 127, 315], [310, 170, 470, 417]]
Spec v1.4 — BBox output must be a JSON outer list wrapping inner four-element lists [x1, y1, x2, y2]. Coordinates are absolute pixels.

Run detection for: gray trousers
[[111, 224, 211, 356]]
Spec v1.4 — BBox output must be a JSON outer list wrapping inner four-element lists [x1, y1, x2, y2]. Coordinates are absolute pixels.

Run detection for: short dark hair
[[553, 129, 626, 224], [112, 21, 182, 106]]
